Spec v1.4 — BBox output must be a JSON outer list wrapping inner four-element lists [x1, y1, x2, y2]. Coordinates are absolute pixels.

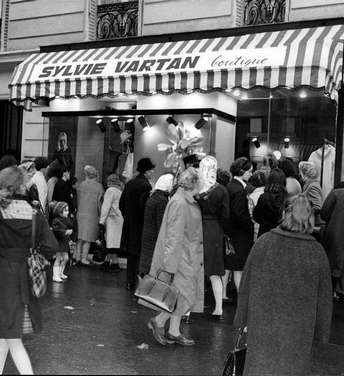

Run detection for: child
[[50, 201, 73, 282]]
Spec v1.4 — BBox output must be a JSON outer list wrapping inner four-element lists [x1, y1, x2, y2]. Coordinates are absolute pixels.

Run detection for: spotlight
[[96, 118, 106, 133], [194, 116, 208, 129], [166, 116, 178, 126], [252, 137, 261, 148], [284, 137, 290, 148], [111, 118, 120, 132], [126, 118, 134, 123], [138, 116, 150, 131]]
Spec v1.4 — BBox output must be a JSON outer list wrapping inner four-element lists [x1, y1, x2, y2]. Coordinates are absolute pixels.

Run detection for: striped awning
[[9, 24, 344, 103]]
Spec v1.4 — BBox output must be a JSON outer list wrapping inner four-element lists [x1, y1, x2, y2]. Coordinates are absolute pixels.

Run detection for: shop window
[[97, 0, 139, 40], [235, 88, 336, 169], [243, 0, 287, 26]]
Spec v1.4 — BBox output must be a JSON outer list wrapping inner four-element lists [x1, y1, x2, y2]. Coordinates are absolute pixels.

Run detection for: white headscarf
[[154, 173, 174, 193], [199, 155, 217, 193]]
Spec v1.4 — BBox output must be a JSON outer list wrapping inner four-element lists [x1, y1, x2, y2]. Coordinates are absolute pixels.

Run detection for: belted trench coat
[[149, 187, 204, 315]]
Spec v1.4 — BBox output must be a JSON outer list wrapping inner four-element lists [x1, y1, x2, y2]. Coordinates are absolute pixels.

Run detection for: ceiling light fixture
[[96, 118, 106, 133], [138, 116, 150, 131], [299, 90, 307, 99], [166, 116, 178, 126], [252, 137, 261, 148], [194, 116, 208, 130]]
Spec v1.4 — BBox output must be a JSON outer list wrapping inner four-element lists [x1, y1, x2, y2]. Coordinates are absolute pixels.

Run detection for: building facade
[[1, 0, 344, 189]]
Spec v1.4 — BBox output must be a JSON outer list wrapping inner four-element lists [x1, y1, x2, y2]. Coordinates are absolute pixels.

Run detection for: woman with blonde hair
[[0, 167, 58, 374], [147, 167, 204, 346], [235, 194, 332, 376], [75, 165, 104, 265]]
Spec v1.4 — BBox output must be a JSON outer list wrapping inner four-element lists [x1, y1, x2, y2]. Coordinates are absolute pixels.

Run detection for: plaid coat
[[0, 198, 58, 338]]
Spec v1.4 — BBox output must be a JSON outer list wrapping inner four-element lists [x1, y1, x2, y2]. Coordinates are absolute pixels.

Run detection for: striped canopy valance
[[9, 24, 344, 103]]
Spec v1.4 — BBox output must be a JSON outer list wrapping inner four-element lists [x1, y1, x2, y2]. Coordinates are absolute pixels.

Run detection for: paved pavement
[[3, 265, 344, 375]]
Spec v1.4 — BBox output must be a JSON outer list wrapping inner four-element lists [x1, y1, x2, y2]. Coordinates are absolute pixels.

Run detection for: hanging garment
[[308, 145, 335, 199], [122, 152, 134, 181]]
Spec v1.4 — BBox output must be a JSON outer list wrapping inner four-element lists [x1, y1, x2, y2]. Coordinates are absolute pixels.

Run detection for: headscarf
[[199, 156, 217, 193], [107, 174, 123, 190], [154, 173, 174, 193]]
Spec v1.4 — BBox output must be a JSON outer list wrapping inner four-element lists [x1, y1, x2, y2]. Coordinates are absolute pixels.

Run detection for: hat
[[107, 173, 123, 189], [137, 158, 155, 173], [183, 154, 200, 168], [154, 173, 174, 193]]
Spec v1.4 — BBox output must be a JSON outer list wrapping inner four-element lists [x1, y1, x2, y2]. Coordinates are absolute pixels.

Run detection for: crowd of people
[[0, 147, 341, 375]]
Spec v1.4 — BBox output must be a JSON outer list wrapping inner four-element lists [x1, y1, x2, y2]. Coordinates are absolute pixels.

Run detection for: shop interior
[[234, 87, 336, 165], [42, 86, 337, 185], [43, 108, 236, 185]]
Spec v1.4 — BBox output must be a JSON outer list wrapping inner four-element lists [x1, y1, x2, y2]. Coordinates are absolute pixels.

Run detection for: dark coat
[[139, 190, 169, 275], [52, 147, 73, 171], [234, 227, 332, 376], [197, 183, 229, 276], [119, 174, 152, 256], [321, 188, 344, 277], [52, 216, 73, 253], [52, 179, 74, 212], [0, 199, 58, 338], [226, 179, 253, 271], [252, 188, 285, 237]]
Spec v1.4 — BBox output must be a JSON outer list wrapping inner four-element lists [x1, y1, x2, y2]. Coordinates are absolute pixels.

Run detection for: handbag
[[134, 270, 179, 313], [224, 235, 236, 256], [222, 328, 247, 376], [27, 209, 50, 298]]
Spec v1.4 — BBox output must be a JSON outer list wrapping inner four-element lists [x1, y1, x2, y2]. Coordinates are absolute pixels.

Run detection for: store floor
[[3, 266, 344, 375]]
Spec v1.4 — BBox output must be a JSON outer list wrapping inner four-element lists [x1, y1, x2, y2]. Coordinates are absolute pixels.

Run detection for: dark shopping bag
[[134, 270, 179, 313], [222, 327, 247, 376]]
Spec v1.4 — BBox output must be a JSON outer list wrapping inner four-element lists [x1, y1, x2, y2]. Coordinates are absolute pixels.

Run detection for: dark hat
[[183, 154, 200, 168], [137, 158, 155, 173]]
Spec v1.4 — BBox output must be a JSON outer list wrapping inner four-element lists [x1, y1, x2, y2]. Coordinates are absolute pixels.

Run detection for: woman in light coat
[[99, 174, 124, 268], [76, 165, 104, 265], [147, 168, 204, 347]]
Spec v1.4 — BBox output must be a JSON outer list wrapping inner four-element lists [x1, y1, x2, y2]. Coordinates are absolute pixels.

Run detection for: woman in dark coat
[[321, 186, 344, 298], [253, 168, 287, 237], [226, 157, 253, 292], [197, 156, 229, 318], [139, 173, 174, 276], [0, 167, 58, 374], [235, 194, 332, 376], [119, 158, 155, 291]]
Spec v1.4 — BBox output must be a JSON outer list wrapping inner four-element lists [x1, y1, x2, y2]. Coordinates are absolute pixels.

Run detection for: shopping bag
[[27, 210, 50, 298], [135, 270, 179, 313], [222, 328, 247, 376]]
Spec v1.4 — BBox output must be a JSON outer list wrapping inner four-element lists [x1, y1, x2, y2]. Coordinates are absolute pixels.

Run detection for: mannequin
[[197, 156, 229, 319], [308, 141, 335, 199]]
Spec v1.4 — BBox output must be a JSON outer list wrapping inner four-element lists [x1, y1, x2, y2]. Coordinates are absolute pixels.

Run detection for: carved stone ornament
[[244, 0, 286, 26], [97, 1, 138, 40]]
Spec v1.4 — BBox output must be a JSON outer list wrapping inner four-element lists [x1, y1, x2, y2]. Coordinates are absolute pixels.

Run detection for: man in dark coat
[[119, 157, 155, 291]]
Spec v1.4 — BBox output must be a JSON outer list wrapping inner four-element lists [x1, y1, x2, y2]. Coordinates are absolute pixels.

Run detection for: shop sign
[[34, 47, 286, 81]]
